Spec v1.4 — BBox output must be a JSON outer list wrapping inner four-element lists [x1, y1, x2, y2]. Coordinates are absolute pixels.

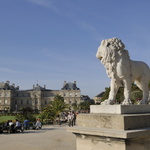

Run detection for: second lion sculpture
[[96, 37, 150, 105]]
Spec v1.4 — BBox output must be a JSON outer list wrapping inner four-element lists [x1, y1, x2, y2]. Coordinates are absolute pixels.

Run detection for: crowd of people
[[53, 111, 77, 127], [2, 118, 42, 133], [67, 111, 77, 127], [1, 111, 78, 133], [4, 119, 23, 133]]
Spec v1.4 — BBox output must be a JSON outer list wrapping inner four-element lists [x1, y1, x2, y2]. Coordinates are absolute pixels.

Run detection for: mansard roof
[[26, 84, 52, 91], [61, 81, 80, 90], [0, 81, 19, 90]]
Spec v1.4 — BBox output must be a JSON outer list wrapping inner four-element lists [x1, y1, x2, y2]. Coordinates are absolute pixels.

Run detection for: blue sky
[[0, 0, 150, 98]]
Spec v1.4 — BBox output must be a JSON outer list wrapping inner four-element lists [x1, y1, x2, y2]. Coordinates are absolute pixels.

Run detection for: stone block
[[90, 105, 150, 114], [76, 113, 150, 130]]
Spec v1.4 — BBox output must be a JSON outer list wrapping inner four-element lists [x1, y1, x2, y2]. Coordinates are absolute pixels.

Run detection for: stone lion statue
[[96, 37, 150, 105]]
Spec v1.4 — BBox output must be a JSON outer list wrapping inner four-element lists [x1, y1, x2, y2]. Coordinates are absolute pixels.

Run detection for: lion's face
[[96, 40, 108, 61]]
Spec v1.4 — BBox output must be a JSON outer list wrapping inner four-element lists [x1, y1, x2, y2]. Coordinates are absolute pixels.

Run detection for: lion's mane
[[99, 38, 130, 78]]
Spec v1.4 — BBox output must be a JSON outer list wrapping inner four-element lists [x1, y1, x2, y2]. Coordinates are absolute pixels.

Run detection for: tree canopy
[[39, 95, 68, 121], [101, 83, 144, 104]]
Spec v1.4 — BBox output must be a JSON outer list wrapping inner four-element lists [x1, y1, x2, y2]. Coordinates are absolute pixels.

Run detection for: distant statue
[[96, 37, 150, 105]]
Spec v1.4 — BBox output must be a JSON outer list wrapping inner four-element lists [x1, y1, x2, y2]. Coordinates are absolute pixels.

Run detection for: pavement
[[0, 124, 76, 150]]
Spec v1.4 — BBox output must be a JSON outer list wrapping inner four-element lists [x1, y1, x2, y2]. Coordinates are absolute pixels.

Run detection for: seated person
[[23, 119, 29, 130], [4, 120, 10, 127], [9, 120, 14, 127], [15, 119, 23, 132], [8, 120, 15, 133], [15, 119, 21, 128], [35, 119, 42, 129]]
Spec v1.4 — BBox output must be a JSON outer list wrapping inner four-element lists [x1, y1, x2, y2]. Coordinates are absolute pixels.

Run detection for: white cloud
[[27, 0, 102, 41], [28, 0, 60, 14]]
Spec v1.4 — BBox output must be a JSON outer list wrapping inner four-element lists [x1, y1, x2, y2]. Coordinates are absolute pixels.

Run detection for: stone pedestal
[[68, 105, 150, 150]]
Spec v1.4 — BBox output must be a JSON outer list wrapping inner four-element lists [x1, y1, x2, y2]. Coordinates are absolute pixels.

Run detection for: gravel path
[[0, 124, 76, 150]]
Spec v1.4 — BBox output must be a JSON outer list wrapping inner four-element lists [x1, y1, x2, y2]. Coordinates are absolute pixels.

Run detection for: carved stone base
[[68, 105, 150, 150]]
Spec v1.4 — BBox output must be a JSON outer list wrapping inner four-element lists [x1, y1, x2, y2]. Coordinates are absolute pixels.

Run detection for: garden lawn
[[0, 116, 16, 123]]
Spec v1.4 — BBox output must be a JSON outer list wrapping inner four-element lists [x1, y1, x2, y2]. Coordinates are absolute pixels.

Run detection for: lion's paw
[[101, 99, 114, 105], [122, 99, 132, 105]]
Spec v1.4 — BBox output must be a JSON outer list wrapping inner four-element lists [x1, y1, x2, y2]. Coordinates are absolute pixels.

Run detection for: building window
[[21, 100, 23, 104], [15, 101, 17, 104], [0, 100, 1, 104], [5, 100, 7, 104], [27, 100, 29, 104], [35, 100, 38, 104], [45, 101, 47, 105]]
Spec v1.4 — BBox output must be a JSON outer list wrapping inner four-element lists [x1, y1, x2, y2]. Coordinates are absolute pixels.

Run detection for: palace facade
[[0, 81, 83, 113]]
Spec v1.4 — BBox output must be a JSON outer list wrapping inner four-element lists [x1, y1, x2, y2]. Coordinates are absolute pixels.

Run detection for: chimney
[[44, 85, 46, 89], [63, 81, 67, 86], [6, 81, 10, 85], [74, 81, 76, 84]]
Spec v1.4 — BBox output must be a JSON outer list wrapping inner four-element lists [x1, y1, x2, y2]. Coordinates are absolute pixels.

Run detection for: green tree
[[101, 83, 144, 104], [39, 95, 68, 122], [39, 105, 56, 121], [79, 101, 94, 112], [16, 106, 35, 122], [72, 102, 78, 111], [116, 87, 124, 104], [131, 90, 143, 104], [101, 87, 110, 101], [50, 95, 68, 115]]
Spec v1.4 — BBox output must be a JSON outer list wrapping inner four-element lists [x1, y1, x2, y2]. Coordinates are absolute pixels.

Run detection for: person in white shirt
[[15, 119, 23, 132], [9, 120, 14, 126], [68, 112, 74, 127], [15, 119, 21, 127], [36, 119, 42, 130], [8, 120, 15, 133]]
